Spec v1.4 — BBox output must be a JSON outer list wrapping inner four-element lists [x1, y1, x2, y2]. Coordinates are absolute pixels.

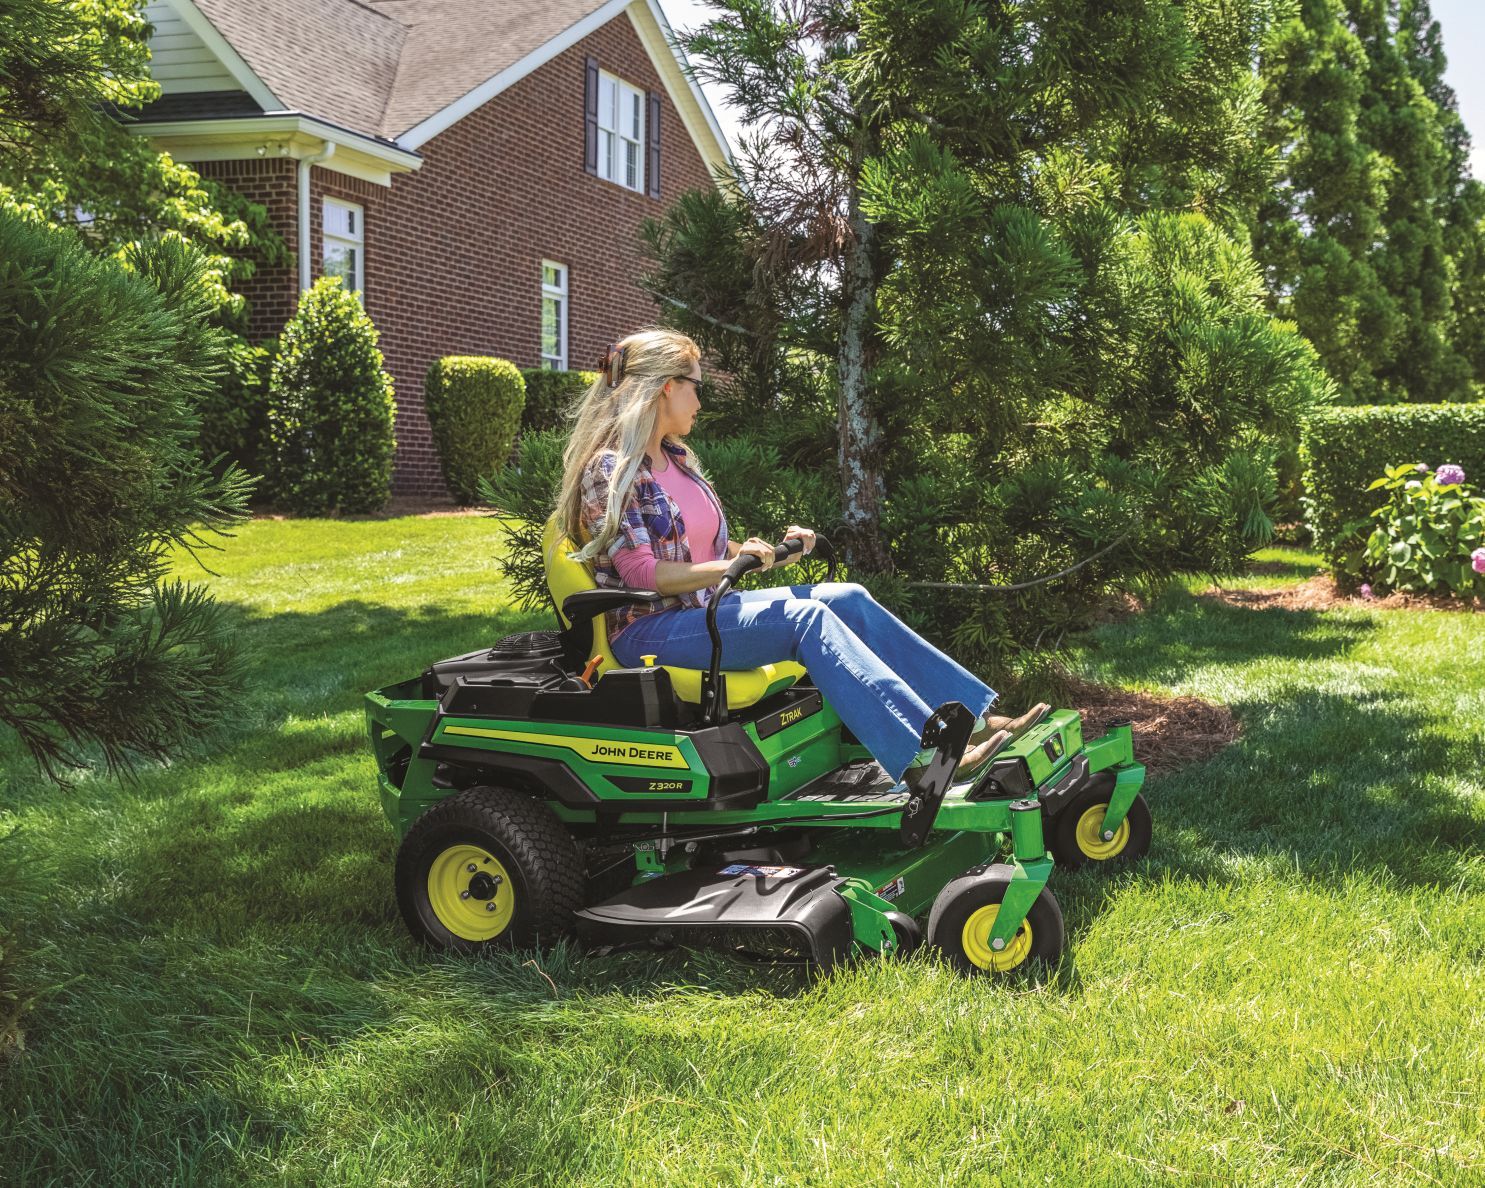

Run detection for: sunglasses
[[669, 375, 702, 389]]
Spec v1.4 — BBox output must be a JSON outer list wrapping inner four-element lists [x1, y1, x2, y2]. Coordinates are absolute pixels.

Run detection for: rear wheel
[[395, 786, 584, 953], [927, 865, 1064, 977], [1050, 788, 1152, 871]]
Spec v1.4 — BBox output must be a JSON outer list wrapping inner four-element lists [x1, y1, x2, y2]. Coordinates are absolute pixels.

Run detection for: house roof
[[187, 0, 618, 142]]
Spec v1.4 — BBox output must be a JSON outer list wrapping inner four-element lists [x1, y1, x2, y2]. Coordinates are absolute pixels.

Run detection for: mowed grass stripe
[[0, 527, 1480, 1185]]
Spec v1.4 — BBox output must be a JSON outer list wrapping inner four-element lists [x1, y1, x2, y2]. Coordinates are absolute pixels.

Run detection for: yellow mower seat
[[542, 517, 805, 711]]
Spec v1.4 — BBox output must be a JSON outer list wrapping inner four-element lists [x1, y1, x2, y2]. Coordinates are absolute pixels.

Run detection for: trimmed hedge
[[425, 356, 525, 504], [1301, 403, 1485, 568], [520, 367, 597, 433], [265, 277, 396, 515]]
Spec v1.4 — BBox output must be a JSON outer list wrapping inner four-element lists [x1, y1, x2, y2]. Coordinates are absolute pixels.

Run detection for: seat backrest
[[542, 515, 621, 677]]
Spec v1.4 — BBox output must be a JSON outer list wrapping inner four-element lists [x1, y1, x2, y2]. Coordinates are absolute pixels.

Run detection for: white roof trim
[[397, 0, 632, 149], [130, 114, 424, 172], [628, 0, 732, 172], [164, 0, 282, 112]]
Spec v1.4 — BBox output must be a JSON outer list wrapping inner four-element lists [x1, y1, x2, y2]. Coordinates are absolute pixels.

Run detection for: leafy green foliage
[[1300, 403, 1485, 567], [424, 357, 525, 505], [0, 0, 290, 477], [519, 368, 597, 433], [479, 429, 569, 617], [265, 278, 395, 515], [1360, 463, 1485, 596], [0, 208, 253, 779]]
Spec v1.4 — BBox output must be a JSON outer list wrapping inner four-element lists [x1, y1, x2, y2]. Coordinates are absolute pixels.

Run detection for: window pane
[[602, 130, 615, 180], [602, 78, 618, 131], [630, 91, 641, 140], [542, 297, 559, 358], [626, 141, 638, 189], [543, 263, 562, 289], [325, 243, 360, 293]]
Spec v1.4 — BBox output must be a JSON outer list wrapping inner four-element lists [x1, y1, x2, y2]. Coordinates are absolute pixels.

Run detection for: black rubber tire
[[395, 786, 585, 954], [885, 910, 922, 958], [1049, 789, 1152, 872], [927, 864, 1064, 977]]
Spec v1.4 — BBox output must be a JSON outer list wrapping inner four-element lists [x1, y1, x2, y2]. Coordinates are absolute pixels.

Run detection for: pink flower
[[1359, 583, 1374, 599], [1473, 548, 1485, 576], [1436, 464, 1466, 486]]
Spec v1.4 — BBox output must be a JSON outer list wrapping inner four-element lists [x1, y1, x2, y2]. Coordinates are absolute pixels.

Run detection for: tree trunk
[[836, 153, 892, 574]]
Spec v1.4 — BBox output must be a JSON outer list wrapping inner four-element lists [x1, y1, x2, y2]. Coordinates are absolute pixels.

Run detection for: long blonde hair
[[557, 328, 709, 564]]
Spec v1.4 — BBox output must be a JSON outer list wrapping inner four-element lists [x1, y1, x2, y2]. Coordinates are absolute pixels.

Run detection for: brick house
[[127, 0, 730, 496]]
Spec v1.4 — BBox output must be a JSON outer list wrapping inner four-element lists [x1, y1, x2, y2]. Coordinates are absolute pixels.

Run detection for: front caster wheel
[[395, 786, 584, 953], [1050, 788, 1152, 871], [927, 864, 1064, 976]]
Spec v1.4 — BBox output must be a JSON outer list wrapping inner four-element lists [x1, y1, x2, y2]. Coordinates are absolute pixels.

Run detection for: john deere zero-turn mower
[[364, 523, 1151, 976]]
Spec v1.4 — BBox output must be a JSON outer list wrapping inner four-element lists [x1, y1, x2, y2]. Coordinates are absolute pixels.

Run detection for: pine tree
[[648, 0, 1332, 672], [1255, 0, 1480, 403]]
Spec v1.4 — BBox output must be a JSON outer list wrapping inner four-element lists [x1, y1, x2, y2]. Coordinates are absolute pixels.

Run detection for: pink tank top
[[612, 460, 721, 599]]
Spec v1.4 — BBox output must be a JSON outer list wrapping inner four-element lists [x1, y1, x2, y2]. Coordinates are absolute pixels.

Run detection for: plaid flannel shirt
[[577, 440, 732, 643]]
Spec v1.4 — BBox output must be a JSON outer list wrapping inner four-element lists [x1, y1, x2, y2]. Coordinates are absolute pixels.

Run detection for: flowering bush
[[1361, 462, 1485, 597]]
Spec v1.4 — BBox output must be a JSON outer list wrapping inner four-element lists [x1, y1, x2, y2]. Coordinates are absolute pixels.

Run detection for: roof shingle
[[188, 0, 612, 142]]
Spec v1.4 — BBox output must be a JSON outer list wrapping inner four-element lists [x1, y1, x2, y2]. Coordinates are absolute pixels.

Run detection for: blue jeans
[[610, 582, 997, 783]]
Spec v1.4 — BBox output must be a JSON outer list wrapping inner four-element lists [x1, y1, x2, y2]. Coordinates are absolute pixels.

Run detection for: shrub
[[425, 356, 525, 504], [265, 277, 395, 515], [519, 368, 598, 433], [197, 334, 275, 480], [1301, 403, 1485, 568], [1361, 463, 1485, 598]]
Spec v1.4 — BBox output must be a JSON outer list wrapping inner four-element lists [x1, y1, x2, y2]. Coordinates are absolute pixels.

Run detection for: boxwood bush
[[519, 367, 597, 433], [1301, 403, 1485, 569], [264, 277, 396, 515], [425, 356, 525, 504]]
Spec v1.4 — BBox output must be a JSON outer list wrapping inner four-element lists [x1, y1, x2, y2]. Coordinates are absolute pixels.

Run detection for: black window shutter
[[646, 90, 661, 197], [584, 57, 599, 174]]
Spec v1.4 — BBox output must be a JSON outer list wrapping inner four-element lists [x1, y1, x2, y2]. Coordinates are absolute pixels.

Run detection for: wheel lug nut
[[460, 890, 470, 900], [1102, 830, 1114, 841], [485, 902, 497, 912], [990, 937, 1006, 951], [467, 863, 477, 872]]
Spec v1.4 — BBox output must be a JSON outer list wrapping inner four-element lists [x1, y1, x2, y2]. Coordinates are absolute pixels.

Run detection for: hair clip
[[599, 343, 628, 388]]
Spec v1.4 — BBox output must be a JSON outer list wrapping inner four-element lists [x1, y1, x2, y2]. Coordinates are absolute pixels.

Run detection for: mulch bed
[[1064, 676, 1241, 777], [1203, 574, 1483, 614]]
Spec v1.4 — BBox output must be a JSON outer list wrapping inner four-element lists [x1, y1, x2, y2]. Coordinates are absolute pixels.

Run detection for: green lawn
[[1, 523, 1481, 1185]]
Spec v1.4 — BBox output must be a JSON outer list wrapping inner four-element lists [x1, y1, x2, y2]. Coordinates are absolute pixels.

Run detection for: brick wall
[[196, 156, 299, 336], [201, 16, 718, 498]]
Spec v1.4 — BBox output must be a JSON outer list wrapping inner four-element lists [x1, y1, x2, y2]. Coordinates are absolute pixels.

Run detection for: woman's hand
[[780, 525, 816, 567], [738, 537, 777, 570]]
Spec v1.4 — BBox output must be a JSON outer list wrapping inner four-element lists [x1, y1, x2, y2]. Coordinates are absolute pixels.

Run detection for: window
[[323, 198, 364, 295], [596, 71, 645, 192], [541, 262, 568, 370]]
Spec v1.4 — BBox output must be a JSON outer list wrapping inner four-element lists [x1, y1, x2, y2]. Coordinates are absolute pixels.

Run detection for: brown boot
[[956, 728, 1012, 778], [971, 703, 1050, 747]]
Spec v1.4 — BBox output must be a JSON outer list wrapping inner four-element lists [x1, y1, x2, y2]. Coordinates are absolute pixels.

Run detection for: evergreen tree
[[0, 210, 253, 778], [1255, 0, 1480, 403], [648, 0, 1332, 673]]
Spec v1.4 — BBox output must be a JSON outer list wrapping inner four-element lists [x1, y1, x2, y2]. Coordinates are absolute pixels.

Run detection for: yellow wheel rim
[[426, 844, 514, 942], [960, 904, 1034, 972], [1074, 803, 1129, 861]]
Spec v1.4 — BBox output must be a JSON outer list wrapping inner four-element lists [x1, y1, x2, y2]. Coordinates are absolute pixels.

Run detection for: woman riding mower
[[553, 328, 1049, 789]]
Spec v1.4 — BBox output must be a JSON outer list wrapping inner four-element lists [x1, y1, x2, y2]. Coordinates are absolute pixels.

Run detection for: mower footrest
[[787, 763, 904, 804], [576, 864, 855, 969]]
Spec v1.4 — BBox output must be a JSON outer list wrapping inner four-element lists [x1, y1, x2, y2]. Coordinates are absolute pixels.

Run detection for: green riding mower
[[364, 521, 1151, 977]]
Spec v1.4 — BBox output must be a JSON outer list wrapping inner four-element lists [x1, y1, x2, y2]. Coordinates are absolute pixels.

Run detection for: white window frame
[[322, 197, 364, 296], [596, 70, 645, 193], [541, 261, 568, 370]]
